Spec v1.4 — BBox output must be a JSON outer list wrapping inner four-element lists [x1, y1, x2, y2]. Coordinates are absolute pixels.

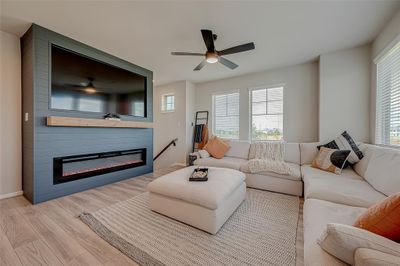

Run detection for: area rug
[[80, 189, 300, 266]]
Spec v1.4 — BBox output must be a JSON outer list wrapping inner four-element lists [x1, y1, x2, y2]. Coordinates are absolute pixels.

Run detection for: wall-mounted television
[[51, 45, 147, 117]]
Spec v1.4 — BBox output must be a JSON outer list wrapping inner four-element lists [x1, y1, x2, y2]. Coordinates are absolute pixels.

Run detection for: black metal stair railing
[[153, 138, 178, 161]]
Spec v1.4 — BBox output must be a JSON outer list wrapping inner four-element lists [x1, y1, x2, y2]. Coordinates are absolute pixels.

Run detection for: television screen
[[51, 45, 147, 117]]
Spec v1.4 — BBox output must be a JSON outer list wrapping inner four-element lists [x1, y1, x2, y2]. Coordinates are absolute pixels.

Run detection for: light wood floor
[[0, 166, 304, 266], [0, 166, 182, 266]]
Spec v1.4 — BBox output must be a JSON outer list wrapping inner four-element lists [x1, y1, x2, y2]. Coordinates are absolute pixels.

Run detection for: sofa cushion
[[284, 143, 300, 164], [240, 162, 301, 181], [301, 164, 363, 181], [363, 145, 400, 196], [245, 174, 303, 196], [353, 143, 371, 178], [355, 248, 400, 266], [224, 140, 250, 159], [300, 142, 320, 165], [318, 223, 400, 265], [303, 199, 366, 266], [304, 175, 386, 208], [249, 142, 300, 164], [147, 166, 245, 210], [196, 157, 247, 171]]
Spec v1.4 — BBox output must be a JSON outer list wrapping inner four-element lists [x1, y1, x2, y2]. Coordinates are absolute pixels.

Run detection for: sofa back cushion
[[363, 145, 400, 196], [284, 143, 301, 164], [248, 142, 300, 164], [224, 140, 250, 159], [353, 143, 372, 177], [300, 142, 321, 165]]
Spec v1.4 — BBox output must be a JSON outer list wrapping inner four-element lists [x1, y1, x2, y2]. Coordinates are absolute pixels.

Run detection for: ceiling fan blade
[[171, 52, 204, 56], [201, 29, 215, 52], [218, 42, 255, 56], [194, 60, 207, 71], [219, 57, 238, 70], [62, 83, 85, 88]]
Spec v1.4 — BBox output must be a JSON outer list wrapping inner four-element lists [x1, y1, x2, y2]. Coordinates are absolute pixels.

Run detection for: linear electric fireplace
[[53, 148, 146, 184]]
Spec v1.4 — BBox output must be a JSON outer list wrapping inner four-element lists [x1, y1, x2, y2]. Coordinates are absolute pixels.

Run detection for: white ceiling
[[1, 1, 399, 85]]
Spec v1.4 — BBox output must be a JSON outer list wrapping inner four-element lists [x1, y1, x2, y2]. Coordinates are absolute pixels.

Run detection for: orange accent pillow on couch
[[203, 137, 230, 159], [353, 192, 400, 242]]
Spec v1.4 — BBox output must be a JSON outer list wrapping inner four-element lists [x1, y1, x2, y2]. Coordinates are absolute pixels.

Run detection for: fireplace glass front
[[53, 148, 146, 184]]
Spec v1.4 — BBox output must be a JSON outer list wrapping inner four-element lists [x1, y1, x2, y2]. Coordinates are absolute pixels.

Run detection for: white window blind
[[376, 41, 400, 146], [213, 92, 239, 139], [251, 86, 283, 141]]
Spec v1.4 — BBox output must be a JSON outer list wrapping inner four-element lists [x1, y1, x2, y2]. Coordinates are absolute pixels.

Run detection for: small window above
[[162, 94, 175, 112]]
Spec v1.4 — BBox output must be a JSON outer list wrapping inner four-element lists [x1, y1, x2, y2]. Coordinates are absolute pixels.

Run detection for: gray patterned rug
[[80, 189, 300, 266]]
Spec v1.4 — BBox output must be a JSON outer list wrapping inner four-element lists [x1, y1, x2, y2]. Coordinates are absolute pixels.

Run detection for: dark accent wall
[[21, 24, 153, 204]]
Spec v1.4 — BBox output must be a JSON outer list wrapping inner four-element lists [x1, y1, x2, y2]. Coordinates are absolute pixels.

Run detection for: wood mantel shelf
[[46, 116, 153, 128]]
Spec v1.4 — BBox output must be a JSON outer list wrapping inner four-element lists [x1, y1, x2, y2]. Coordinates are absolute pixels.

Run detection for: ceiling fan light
[[84, 87, 96, 94], [84, 80, 96, 94], [206, 52, 218, 64]]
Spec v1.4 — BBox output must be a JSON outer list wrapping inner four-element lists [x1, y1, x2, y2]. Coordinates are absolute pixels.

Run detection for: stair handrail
[[153, 138, 178, 161]]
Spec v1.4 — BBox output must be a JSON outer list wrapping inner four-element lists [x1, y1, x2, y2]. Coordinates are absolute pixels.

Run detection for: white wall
[[194, 62, 319, 143], [372, 9, 400, 59], [370, 10, 400, 143], [153, 81, 194, 169], [0, 31, 22, 199], [185, 81, 195, 156], [319, 44, 371, 143]]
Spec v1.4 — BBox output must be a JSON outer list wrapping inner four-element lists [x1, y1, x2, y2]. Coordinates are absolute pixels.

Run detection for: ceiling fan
[[64, 77, 97, 94], [171, 29, 255, 71]]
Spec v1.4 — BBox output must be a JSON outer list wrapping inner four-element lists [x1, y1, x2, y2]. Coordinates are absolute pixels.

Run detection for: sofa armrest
[[355, 248, 400, 266]]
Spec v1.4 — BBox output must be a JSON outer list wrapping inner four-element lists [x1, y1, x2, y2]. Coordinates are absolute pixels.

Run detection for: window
[[376, 41, 400, 146], [132, 101, 145, 117], [250, 86, 283, 141], [162, 94, 175, 112], [77, 97, 104, 113], [213, 92, 240, 139]]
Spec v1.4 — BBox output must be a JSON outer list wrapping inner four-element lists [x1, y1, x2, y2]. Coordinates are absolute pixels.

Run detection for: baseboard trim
[[0, 190, 23, 200]]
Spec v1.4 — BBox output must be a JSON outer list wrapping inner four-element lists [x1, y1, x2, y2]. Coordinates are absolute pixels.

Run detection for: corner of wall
[[370, 9, 400, 144], [0, 31, 22, 198]]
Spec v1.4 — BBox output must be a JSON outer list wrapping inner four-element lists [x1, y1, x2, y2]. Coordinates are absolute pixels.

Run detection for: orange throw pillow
[[203, 137, 230, 159], [353, 192, 400, 242]]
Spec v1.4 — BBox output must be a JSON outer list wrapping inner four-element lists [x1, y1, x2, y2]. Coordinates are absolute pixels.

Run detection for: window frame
[[249, 85, 284, 142], [374, 38, 400, 148], [212, 90, 240, 140], [161, 93, 175, 113]]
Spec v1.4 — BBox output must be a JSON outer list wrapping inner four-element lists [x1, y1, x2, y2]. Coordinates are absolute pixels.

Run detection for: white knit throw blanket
[[247, 141, 292, 175]]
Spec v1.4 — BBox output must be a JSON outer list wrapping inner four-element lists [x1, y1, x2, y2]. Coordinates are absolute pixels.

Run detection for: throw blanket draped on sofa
[[246, 141, 292, 175]]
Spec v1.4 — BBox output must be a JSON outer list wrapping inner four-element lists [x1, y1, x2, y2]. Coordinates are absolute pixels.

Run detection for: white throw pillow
[[318, 223, 400, 265], [198, 150, 210, 158]]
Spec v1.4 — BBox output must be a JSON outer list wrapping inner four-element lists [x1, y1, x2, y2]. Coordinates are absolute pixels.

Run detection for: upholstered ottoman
[[147, 166, 246, 234]]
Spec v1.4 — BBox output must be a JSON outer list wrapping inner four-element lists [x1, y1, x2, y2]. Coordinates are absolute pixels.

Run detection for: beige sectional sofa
[[195, 141, 303, 196], [194, 140, 400, 265], [303, 143, 400, 265]]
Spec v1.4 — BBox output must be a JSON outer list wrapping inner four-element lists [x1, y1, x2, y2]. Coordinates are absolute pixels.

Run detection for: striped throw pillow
[[318, 131, 363, 165]]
